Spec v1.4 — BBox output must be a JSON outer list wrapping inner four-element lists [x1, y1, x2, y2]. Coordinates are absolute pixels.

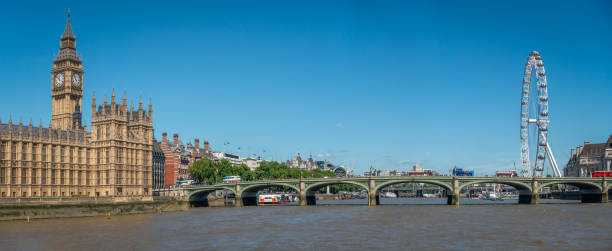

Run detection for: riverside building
[[0, 13, 153, 198], [152, 140, 165, 190], [564, 135, 612, 177], [160, 133, 213, 187], [286, 153, 318, 170]]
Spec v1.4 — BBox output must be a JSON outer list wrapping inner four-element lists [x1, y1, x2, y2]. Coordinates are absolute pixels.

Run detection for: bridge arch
[[458, 180, 532, 193], [240, 183, 300, 206], [538, 180, 605, 203], [373, 179, 453, 205], [305, 180, 370, 193], [538, 180, 602, 192], [374, 179, 452, 195], [457, 180, 533, 204], [188, 187, 236, 207], [240, 183, 300, 194], [303, 180, 370, 206]]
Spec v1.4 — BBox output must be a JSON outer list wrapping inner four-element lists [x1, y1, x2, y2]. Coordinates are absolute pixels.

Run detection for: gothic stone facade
[[286, 153, 318, 170], [0, 14, 153, 197]]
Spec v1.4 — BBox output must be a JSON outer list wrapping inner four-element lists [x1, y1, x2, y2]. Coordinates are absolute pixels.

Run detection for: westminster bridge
[[184, 176, 612, 206]]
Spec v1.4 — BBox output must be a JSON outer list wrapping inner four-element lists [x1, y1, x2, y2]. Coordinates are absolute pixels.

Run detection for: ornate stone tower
[[90, 90, 154, 196], [51, 11, 84, 130]]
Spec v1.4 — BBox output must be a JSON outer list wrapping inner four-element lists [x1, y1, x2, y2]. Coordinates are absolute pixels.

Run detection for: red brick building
[[160, 132, 212, 187], [159, 133, 178, 187]]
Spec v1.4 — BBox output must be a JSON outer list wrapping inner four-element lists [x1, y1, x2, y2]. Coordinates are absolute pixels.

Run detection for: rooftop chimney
[[162, 132, 167, 143], [571, 148, 575, 157], [173, 133, 179, 145], [584, 141, 590, 145], [204, 141, 210, 151], [195, 138, 200, 149]]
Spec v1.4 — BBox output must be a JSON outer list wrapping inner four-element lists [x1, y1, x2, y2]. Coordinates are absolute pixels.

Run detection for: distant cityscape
[[152, 130, 612, 191], [153, 132, 350, 189]]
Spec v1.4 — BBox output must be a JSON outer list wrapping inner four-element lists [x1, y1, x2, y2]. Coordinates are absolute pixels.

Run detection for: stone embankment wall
[[0, 197, 189, 221]]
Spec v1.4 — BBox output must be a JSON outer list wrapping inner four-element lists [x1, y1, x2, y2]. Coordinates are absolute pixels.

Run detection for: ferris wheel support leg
[[544, 139, 562, 177]]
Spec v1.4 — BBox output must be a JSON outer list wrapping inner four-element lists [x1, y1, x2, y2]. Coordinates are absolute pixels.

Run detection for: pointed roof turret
[[61, 9, 76, 40], [122, 91, 127, 105], [111, 88, 116, 105], [148, 98, 153, 121], [55, 9, 81, 63]]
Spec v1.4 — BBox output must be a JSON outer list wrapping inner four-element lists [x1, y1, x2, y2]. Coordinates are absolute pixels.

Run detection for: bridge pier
[[235, 183, 243, 207], [299, 179, 307, 206], [518, 194, 538, 204], [602, 178, 609, 203], [446, 194, 459, 205], [368, 177, 376, 206], [367, 191, 378, 206], [519, 179, 538, 204], [447, 177, 459, 205]]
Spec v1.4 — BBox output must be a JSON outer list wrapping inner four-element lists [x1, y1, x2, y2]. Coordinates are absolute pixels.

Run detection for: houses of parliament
[[0, 13, 154, 198]]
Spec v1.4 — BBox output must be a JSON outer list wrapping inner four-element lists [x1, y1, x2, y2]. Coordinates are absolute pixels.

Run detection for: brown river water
[[1, 198, 611, 250]]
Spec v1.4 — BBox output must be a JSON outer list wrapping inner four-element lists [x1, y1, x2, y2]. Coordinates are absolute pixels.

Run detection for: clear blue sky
[[0, 1, 610, 175]]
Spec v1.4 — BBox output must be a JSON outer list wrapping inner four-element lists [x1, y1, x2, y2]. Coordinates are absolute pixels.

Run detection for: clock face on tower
[[55, 73, 64, 87], [72, 73, 80, 87]]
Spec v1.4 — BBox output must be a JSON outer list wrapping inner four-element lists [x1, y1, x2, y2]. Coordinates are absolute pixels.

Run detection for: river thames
[[1, 199, 611, 250]]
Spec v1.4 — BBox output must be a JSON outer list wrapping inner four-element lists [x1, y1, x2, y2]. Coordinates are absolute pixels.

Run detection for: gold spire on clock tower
[[51, 9, 84, 130]]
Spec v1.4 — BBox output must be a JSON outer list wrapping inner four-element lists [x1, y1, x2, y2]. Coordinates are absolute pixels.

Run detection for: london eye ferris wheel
[[520, 51, 561, 177]]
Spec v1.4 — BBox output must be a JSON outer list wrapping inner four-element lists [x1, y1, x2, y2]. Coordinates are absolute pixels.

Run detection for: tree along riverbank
[[189, 159, 336, 185], [0, 197, 189, 221]]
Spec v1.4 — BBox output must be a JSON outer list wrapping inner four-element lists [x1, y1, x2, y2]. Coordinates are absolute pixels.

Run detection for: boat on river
[[258, 194, 279, 204], [257, 194, 294, 204]]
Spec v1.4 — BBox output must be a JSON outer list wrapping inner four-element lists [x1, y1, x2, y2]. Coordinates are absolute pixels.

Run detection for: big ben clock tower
[[51, 10, 84, 130]]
